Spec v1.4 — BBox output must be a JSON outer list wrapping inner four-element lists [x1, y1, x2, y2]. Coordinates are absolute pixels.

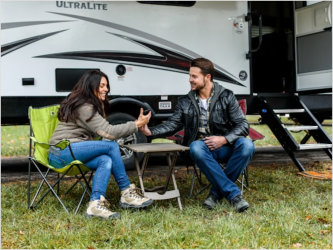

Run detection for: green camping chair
[[28, 105, 93, 214]]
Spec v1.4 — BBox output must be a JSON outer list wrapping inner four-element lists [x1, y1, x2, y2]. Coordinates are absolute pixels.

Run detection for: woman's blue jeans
[[48, 140, 130, 201], [190, 137, 255, 202]]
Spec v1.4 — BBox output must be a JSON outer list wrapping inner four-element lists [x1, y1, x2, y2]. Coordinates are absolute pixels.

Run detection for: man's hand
[[139, 124, 152, 136], [204, 136, 228, 150]]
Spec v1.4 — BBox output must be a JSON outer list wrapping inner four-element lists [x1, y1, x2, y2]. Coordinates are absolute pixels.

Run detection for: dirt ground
[[2, 147, 331, 184]]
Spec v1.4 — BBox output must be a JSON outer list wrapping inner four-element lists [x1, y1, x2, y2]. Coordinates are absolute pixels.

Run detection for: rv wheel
[[106, 112, 147, 170]]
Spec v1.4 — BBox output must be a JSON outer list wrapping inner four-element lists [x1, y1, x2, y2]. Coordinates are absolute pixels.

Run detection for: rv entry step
[[258, 95, 332, 172]]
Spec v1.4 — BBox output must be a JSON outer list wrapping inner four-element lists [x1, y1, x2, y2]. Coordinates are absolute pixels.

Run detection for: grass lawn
[[1, 125, 30, 157], [1, 161, 332, 249], [1, 118, 332, 248]]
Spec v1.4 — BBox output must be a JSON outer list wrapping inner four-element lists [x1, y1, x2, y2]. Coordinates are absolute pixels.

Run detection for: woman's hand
[[135, 108, 151, 128]]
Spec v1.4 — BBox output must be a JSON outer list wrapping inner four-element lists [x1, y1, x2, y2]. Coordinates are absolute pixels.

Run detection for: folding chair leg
[[75, 187, 88, 214], [244, 167, 249, 187], [241, 174, 245, 194], [189, 170, 196, 197], [189, 165, 211, 198], [32, 169, 67, 206], [237, 167, 249, 194], [78, 172, 93, 196], [28, 128, 33, 209], [57, 173, 60, 194], [64, 177, 80, 195], [66, 170, 94, 214], [194, 183, 211, 197], [31, 164, 70, 213], [35, 170, 92, 214], [189, 163, 250, 198], [29, 161, 75, 213], [76, 165, 93, 193], [29, 167, 51, 208], [28, 158, 32, 209], [64, 172, 92, 196]]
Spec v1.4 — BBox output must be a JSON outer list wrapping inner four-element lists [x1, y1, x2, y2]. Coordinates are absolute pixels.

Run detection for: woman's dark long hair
[[58, 70, 111, 122]]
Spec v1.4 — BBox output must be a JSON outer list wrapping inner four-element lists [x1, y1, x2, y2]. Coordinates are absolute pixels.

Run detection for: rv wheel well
[[108, 97, 153, 118]]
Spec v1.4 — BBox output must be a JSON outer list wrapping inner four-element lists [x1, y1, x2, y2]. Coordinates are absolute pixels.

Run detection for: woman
[[48, 70, 153, 220]]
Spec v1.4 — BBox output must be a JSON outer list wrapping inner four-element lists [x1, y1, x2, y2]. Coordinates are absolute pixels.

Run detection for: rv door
[[295, 1, 332, 92]]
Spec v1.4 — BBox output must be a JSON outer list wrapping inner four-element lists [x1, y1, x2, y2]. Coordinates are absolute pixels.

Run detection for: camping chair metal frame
[[188, 163, 249, 197], [27, 105, 94, 214]]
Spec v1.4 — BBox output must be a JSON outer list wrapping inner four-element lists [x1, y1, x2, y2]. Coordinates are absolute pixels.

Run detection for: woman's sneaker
[[86, 195, 121, 220], [120, 184, 153, 209]]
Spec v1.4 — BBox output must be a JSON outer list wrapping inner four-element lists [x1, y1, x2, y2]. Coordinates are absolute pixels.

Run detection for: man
[[140, 58, 255, 212]]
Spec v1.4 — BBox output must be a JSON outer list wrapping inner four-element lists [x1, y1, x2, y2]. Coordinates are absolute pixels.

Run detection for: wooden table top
[[123, 143, 189, 153]]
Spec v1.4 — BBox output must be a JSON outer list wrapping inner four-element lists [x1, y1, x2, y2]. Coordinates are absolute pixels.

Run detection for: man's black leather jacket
[[150, 82, 249, 146]]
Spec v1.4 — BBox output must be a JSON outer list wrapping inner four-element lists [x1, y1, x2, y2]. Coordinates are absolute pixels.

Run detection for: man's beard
[[195, 79, 208, 91]]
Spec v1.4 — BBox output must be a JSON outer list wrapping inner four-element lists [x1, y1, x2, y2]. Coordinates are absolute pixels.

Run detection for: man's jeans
[[48, 140, 130, 201], [190, 137, 255, 202]]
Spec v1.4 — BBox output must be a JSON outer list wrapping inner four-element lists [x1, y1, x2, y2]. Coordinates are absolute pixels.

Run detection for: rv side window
[[55, 69, 99, 92], [137, 1, 195, 7], [297, 30, 332, 73]]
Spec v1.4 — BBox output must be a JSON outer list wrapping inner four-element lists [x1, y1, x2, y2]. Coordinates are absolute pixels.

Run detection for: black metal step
[[258, 95, 332, 172]]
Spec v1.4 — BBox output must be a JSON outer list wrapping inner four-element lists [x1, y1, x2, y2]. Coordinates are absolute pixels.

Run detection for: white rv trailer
[[1, 1, 250, 122], [1, 1, 332, 169], [2, 1, 331, 122]]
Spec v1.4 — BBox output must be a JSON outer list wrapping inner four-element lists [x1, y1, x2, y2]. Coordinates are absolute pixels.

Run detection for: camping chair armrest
[[52, 139, 71, 150], [52, 140, 77, 160], [30, 136, 51, 149], [30, 137, 71, 150], [33, 136, 77, 161]]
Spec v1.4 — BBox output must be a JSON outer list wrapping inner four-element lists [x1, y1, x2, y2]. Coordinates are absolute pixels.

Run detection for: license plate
[[158, 101, 172, 110]]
